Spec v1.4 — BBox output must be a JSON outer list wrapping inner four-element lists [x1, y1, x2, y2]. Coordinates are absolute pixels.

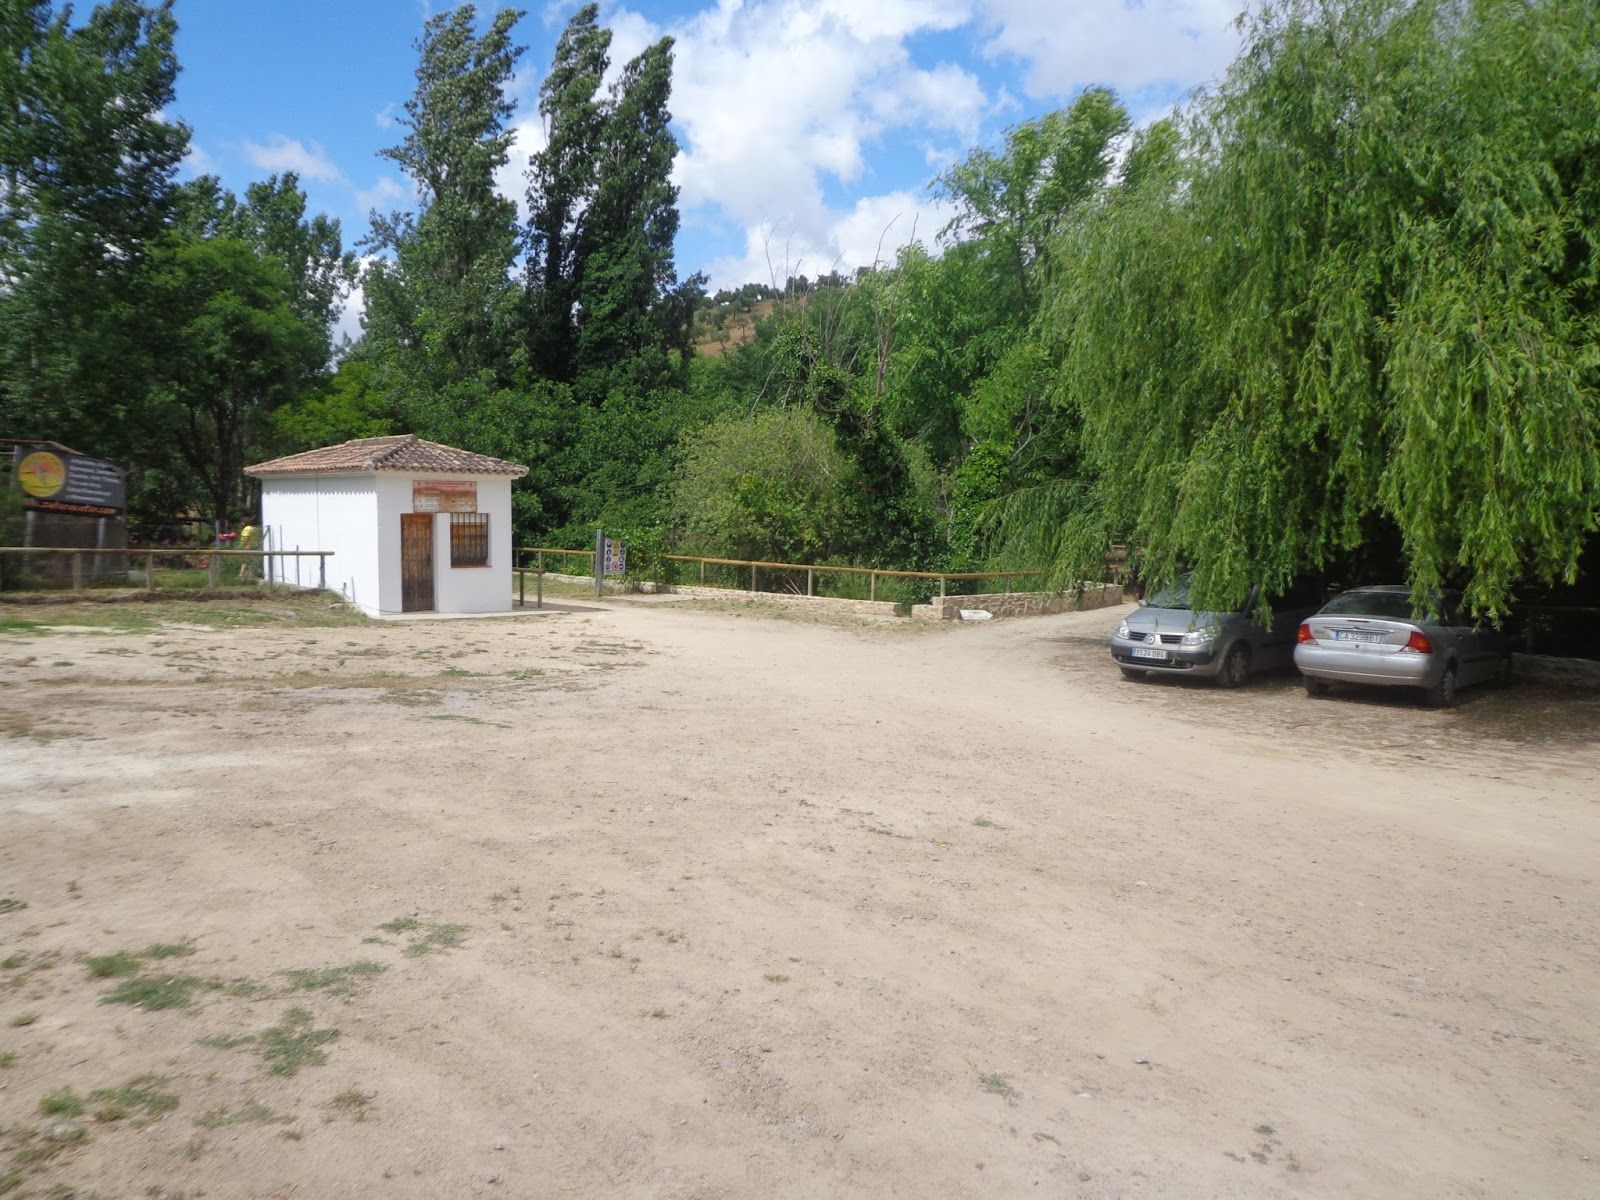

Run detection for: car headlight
[[1181, 625, 1219, 646], [1116, 622, 1131, 640]]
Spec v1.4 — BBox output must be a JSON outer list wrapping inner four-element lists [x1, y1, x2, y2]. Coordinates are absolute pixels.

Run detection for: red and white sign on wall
[[412, 480, 478, 513]]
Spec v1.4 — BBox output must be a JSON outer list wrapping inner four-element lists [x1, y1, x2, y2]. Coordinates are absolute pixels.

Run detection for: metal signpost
[[592, 530, 626, 597]]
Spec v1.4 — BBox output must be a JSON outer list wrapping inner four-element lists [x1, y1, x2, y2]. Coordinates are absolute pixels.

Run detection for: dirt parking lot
[[1, 594, 1596, 1199]]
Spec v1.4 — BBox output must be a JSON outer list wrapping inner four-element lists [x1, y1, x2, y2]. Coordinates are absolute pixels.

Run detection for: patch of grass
[[195, 1102, 291, 1130], [0, 899, 27, 915], [90, 1076, 178, 1122], [972, 816, 1005, 829], [143, 942, 197, 960], [763, 973, 791, 984], [86, 942, 196, 981], [327, 1088, 375, 1121], [0, 1052, 17, 1068], [279, 961, 386, 996], [979, 1073, 1018, 1102], [86, 951, 143, 979], [1, 954, 24, 969], [378, 917, 467, 957], [100, 973, 215, 1011], [258, 1009, 340, 1076], [205, 1008, 340, 1078], [9, 1011, 40, 1027], [39, 1089, 85, 1117]]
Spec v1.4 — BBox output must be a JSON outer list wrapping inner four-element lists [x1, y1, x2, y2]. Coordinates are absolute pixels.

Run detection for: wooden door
[[401, 513, 434, 612]]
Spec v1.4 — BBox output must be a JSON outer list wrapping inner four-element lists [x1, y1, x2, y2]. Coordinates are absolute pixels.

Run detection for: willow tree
[[1004, 0, 1600, 617]]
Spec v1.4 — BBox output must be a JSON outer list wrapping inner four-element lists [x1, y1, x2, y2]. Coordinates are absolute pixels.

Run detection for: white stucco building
[[246, 436, 527, 616]]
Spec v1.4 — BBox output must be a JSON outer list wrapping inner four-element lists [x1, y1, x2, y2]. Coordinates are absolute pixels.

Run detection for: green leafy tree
[[672, 407, 858, 564], [146, 236, 323, 526], [0, 0, 187, 466], [364, 3, 526, 429], [524, 1, 609, 379], [1015, 0, 1600, 617]]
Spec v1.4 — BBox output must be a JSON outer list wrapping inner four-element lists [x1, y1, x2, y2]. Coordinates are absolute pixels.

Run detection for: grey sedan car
[[1294, 585, 1511, 707], [1110, 572, 1321, 687]]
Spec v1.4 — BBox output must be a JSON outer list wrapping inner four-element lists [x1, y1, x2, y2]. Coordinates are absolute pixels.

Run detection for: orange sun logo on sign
[[16, 451, 66, 499]]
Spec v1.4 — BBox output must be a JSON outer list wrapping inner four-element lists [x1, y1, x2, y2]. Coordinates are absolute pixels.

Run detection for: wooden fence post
[[208, 552, 220, 589], [807, 568, 814, 596], [146, 553, 155, 593], [869, 571, 877, 602], [699, 559, 706, 585], [537, 567, 544, 609], [751, 564, 757, 592], [519, 567, 525, 608], [939, 575, 947, 600], [71, 553, 83, 592], [319, 555, 326, 591]]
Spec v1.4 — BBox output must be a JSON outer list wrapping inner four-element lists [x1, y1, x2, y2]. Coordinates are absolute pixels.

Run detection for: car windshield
[[1144, 573, 1193, 610], [1321, 590, 1434, 621]]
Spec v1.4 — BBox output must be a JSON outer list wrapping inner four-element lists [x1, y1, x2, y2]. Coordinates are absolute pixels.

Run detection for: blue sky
[[168, 1, 1247, 336]]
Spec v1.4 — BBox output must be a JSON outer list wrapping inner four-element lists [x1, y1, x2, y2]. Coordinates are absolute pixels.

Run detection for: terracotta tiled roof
[[246, 435, 527, 478]]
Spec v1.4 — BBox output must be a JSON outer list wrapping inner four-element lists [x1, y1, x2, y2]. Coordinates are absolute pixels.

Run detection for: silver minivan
[[1110, 572, 1322, 687]]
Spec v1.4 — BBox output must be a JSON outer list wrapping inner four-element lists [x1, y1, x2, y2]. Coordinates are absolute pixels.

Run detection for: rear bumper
[[1294, 644, 1439, 687], [1111, 640, 1221, 676]]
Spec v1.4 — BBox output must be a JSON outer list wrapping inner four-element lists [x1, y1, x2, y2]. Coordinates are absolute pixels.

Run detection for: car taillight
[[1296, 622, 1315, 644], [1403, 630, 1432, 654]]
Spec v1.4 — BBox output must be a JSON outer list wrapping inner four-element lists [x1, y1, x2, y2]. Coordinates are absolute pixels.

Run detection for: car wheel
[[1215, 642, 1251, 688], [1120, 667, 1145, 682], [1426, 663, 1458, 709], [1303, 674, 1330, 698]]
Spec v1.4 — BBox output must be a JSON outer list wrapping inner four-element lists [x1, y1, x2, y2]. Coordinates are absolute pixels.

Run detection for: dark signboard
[[12, 445, 126, 517]]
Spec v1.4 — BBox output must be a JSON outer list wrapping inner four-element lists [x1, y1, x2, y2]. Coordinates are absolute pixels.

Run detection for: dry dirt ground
[[1, 593, 1597, 1200]]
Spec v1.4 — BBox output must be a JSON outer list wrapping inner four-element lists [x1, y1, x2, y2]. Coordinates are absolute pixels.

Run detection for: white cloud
[[703, 190, 955, 292], [974, 0, 1246, 102], [181, 142, 215, 177], [592, 0, 983, 288], [241, 134, 345, 184], [374, 103, 397, 130], [355, 176, 408, 215]]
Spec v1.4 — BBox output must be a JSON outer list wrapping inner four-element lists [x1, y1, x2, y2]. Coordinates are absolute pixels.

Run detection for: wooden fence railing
[[0, 547, 333, 593], [515, 546, 1046, 602]]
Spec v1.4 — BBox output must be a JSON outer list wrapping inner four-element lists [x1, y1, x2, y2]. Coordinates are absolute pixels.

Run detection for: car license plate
[[1333, 630, 1383, 643], [1132, 647, 1167, 660]]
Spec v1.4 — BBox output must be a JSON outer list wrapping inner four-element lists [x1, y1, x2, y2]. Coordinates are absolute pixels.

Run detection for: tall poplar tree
[[363, 3, 526, 431]]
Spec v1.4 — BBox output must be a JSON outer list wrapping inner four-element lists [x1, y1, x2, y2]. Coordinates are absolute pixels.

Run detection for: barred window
[[450, 512, 489, 567]]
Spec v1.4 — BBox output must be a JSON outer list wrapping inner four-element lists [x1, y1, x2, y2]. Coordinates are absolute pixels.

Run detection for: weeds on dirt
[[979, 1074, 1018, 1103], [9, 1012, 40, 1027], [0, 1052, 17, 1068], [202, 1008, 340, 1077], [87, 942, 196, 980], [100, 973, 215, 1012], [195, 1102, 292, 1129], [279, 961, 386, 996], [327, 1089, 375, 1122], [377, 917, 467, 957], [89, 1076, 178, 1122], [0, 899, 27, 915], [39, 1090, 85, 1118]]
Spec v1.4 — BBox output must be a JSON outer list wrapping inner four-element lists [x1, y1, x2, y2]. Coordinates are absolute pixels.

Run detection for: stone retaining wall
[[533, 570, 1127, 623], [910, 583, 1125, 621]]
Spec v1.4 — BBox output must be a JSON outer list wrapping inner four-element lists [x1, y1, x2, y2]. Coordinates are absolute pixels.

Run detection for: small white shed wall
[[374, 472, 514, 615], [259, 474, 379, 612]]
